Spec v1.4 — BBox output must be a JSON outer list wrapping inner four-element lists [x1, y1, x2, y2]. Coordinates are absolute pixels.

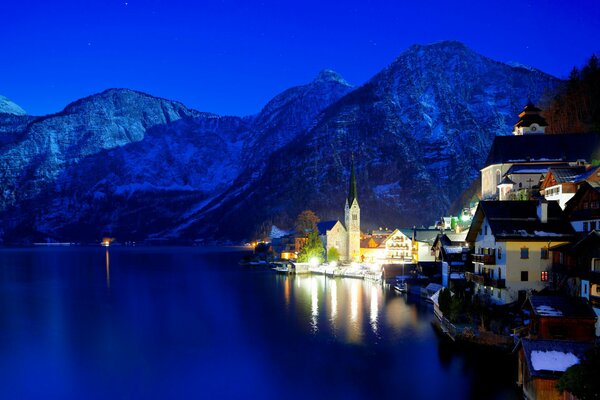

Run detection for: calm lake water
[[0, 247, 519, 399]]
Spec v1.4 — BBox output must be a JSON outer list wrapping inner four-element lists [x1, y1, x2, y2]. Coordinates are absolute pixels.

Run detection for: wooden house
[[525, 295, 597, 341]]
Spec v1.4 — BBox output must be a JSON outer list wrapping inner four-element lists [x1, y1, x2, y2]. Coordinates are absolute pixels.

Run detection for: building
[[360, 228, 413, 265], [564, 180, 600, 233], [317, 220, 347, 260], [525, 295, 597, 341], [480, 132, 600, 200], [466, 200, 575, 304], [518, 339, 590, 400], [412, 228, 439, 277], [540, 165, 589, 209], [512, 101, 548, 136], [432, 232, 470, 289]]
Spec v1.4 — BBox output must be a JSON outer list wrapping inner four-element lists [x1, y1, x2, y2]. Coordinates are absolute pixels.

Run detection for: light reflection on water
[[278, 274, 424, 345]]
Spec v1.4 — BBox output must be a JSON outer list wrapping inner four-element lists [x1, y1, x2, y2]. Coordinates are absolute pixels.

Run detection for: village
[[245, 102, 600, 400]]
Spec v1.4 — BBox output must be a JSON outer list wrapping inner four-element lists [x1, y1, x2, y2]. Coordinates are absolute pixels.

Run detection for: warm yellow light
[[310, 257, 320, 267]]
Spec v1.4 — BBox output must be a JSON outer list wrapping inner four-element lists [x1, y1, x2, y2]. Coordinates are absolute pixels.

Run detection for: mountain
[[184, 41, 560, 239], [0, 95, 26, 115], [0, 41, 561, 243]]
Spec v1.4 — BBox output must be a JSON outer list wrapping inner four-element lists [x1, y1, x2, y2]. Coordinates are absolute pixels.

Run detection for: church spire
[[348, 155, 357, 205]]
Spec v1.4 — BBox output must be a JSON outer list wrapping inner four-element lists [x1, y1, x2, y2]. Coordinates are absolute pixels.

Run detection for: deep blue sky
[[1, 0, 599, 116]]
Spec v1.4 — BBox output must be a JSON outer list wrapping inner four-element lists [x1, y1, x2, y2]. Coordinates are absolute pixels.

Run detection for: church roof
[[483, 132, 600, 167], [317, 220, 339, 235], [498, 176, 516, 186]]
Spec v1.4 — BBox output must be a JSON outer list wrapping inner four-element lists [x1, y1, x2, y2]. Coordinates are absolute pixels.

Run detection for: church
[[317, 160, 361, 262]]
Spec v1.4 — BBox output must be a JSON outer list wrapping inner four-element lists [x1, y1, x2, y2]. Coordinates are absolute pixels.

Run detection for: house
[[360, 228, 413, 265], [466, 200, 575, 304], [540, 165, 590, 209], [412, 228, 440, 277], [518, 339, 591, 400], [564, 180, 600, 233], [480, 131, 600, 200], [432, 232, 470, 289], [525, 295, 597, 341]]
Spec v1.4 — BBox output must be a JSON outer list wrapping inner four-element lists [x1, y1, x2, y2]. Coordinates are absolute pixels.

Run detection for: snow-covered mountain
[[0, 41, 561, 242], [0, 95, 26, 116]]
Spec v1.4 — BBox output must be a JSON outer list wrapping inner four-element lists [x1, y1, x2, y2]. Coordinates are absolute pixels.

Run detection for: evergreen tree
[[557, 346, 600, 399], [297, 230, 325, 263], [327, 247, 340, 262]]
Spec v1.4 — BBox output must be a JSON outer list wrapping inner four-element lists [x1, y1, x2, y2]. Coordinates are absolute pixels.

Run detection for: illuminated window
[[541, 247, 549, 259], [521, 247, 529, 259], [541, 271, 549, 282]]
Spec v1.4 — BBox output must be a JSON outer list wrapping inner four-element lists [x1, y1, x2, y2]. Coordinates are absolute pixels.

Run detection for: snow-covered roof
[[531, 351, 579, 372], [529, 295, 596, 319]]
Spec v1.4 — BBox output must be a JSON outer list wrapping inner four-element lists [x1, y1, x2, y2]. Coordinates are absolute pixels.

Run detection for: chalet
[[518, 339, 590, 400], [466, 200, 575, 304], [540, 165, 590, 209], [480, 132, 600, 200], [564, 180, 600, 233], [525, 295, 597, 341], [360, 228, 412, 265]]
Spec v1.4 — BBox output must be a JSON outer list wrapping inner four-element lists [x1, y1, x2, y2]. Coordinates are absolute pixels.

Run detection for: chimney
[[537, 199, 548, 224]]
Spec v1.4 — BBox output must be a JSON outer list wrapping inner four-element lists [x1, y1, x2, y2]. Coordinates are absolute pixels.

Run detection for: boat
[[271, 262, 292, 274]]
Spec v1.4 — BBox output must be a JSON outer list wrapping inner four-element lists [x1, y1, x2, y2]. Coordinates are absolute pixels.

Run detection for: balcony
[[465, 272, 485, 285], [472, 254, 496, 265], [465, 272, 505, 289]]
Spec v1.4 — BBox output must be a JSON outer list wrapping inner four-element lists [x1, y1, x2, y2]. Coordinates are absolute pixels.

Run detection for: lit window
[[541, 247, 549, 259], [541, 271, 549, 282], [521, 247, 529, 259]]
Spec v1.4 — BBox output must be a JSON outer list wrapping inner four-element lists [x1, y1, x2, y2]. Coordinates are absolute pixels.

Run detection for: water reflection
[[105, 248, 111, 289], [280, 274, 424, 345]]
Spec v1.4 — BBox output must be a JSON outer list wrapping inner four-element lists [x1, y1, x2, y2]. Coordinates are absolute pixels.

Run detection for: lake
[[0, 247, 519, 399]]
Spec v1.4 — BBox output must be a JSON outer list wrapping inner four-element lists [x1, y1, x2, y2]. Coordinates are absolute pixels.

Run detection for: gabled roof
[[564, 181, 600, 219], [514, 113, 548, 128], [498, 176, 516, 186], [541, 166, 588, 190], [413, 229, 440, 244], [506, 164, 562, 175], [521, 339, 590, 379], [528, 295, 597, 319], [466, 201, 575, 242], [483, 132, 600, 167], [317, 220, 341, 235]]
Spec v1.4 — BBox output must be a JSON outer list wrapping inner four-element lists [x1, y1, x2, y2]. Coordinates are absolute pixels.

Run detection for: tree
[[327, 247, 340, 262], [438, 288, 462, 322], [295, 210, 319, 236], [557, 346, 600, 400], [297, 230, 325, 263]]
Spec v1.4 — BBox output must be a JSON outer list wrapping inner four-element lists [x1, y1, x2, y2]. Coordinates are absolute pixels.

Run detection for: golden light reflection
[[370, 285, 378, 334], [330, 279, 337, 322], [311, 278, 319, 332], [105, 248, 110, 289], [385, 298, 419, 331], [350, 281, 358, 323], [284, 277, 290, 308]]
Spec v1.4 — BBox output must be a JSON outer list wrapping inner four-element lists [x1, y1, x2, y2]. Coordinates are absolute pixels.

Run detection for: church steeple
[[348, 156, 358, 205], [512, 100, 548, 135]]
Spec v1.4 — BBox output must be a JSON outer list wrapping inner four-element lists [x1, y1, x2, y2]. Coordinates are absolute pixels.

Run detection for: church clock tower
[[344, 158, 361, 261]]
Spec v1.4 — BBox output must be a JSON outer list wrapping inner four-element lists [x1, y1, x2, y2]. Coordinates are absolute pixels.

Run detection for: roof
[[317, 220, 340, 235], [506, 164, 561, 175], [466, 201, 575, 242], [514, 113, 548, 128], [483, 132, 600, 167], [564, 181, 600, 219], [521, 339, 590, 379], [347, 158, 357, 205], [498, 176, 516, 186], [528, 295, 597, 319], [413, 229, 440, 244], [549, 166, 588, 184]]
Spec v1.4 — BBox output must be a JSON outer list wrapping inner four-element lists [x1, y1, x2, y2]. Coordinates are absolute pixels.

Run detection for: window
[[541, 247, 549, 259], [352, 214, 357, 221], [498, 247, 502, 260], [592, 201, 599, 209], [584, 202, 589, 209], [521, 271, 529, 281], [521, 247, 529, 259], [593, 258, 600, 273], [541, 271, 549, 282], [583, 222, 589, 232], [497, 290, 501, 299]]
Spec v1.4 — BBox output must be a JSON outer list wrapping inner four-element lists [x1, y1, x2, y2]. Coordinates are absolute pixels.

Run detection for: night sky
[[1, 0, 599, 117]]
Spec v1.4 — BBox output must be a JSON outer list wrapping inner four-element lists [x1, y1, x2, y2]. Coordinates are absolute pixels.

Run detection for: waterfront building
[[412, 228, 439, 277], [466, 200, 575, 304], [432, 232, 469, 289], [360, 228, 413, 264], [518, 339, 590, 400]]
